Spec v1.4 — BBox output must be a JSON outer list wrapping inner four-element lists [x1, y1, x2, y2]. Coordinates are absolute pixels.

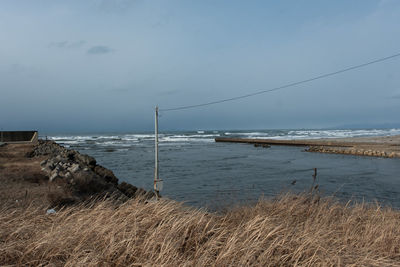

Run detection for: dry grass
[[1, 194, 400, 266]]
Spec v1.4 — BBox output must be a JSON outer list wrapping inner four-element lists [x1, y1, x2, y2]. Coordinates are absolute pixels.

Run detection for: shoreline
[[215, 134, 400, 158], [0, 140, 152, 210], [2, 139, 400, 265]]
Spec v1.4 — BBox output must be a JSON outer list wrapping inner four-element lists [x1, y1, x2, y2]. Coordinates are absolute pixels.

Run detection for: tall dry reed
[[1, 194, 400, 266]]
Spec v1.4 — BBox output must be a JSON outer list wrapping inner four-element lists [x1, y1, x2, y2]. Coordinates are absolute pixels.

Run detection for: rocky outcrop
[[118, 182, 138, 198], [94, 165, 119, 186], [32, 140, 154, 207]]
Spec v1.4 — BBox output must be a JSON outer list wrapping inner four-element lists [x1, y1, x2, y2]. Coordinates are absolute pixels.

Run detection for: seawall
[[215, 136, 400, 158]]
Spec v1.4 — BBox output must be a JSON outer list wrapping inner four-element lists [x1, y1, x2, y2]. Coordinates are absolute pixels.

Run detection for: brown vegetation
[[0, 144, 50, 209], [1, 194, 400, 266], [2, 142, 400, 266]]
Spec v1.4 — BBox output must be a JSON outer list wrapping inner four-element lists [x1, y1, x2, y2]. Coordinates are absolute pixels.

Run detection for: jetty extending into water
[[215, 135, 400, 158]]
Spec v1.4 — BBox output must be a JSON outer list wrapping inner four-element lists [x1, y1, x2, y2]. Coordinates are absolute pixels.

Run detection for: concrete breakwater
[[30, 140, 154, 206], [215, 137, 355, 147], [306, 146, 400, 158], [215, 137, 400, 158]]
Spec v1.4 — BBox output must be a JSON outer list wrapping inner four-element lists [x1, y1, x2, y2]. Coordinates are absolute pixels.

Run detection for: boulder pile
[[31, 140, 154, 206], [306, 146, 400, 158]]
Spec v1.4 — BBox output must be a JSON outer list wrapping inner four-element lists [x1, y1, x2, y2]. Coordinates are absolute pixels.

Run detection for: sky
[[1, 0, 400, 133]]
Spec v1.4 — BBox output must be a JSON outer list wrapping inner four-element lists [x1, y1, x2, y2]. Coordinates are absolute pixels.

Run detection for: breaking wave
[[47, 128, 400, 147]]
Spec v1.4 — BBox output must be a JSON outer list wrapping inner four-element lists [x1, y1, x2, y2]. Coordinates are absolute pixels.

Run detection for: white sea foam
[[284, 129, 400, 139], [164, 134, 219, 138], [161, 136, 215, 142], [124, 134, 154, 139], [48, 128, 400, 146], [222, 129, 400, 140]]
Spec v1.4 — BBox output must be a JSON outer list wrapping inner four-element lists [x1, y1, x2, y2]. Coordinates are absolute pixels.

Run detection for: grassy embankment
[[1, 193, 400, 266], [1, 143, 400, 266]]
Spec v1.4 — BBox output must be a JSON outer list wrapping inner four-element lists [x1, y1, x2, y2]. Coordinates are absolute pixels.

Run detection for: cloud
[[49, 40, 85, 49], [392, 93, 400, 99], [87, 45, 114, 55]]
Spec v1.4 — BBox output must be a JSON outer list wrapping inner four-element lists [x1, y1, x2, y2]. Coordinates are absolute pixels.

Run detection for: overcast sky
[[1, 0, 399, 133]]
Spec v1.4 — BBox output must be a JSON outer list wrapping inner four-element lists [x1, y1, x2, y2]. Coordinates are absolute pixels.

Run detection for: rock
[[55, 165, 63, 172], [34, 140, 153, 205], [94, 165, 119, 186], [72, 170, 109, 195], [69, 164, 80, 173], [47, 161, 56, 171], [117, 182, 138, 198], [135, 188, 156, 199], [253, 143, 270, 148], [49, 171, 60, 182], [75, 153, 96, 168], [66, 150, 77, 160]]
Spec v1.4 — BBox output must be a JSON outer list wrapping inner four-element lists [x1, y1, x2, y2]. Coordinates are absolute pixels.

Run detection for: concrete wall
[[0, 131, 38, 143]]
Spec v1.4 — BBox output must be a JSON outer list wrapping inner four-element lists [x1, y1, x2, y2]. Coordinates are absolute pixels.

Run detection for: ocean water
[[46, 129, 400, 209]]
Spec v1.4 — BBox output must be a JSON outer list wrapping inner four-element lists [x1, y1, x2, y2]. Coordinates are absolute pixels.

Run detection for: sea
[[45, 129, 400, 209]]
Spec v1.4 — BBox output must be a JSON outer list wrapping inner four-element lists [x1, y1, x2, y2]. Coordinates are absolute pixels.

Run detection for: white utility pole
[[154, 106, 162, 200]]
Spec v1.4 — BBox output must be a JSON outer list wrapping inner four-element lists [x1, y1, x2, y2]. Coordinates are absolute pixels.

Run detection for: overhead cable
[[160, 52, 400, 112]]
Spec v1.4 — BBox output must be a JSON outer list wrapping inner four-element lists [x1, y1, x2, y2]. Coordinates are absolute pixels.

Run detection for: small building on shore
[[0, 131, 38, 144]]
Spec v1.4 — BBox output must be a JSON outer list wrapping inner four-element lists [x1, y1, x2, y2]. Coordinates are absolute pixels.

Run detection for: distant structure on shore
[[0, 131, 38, 144]]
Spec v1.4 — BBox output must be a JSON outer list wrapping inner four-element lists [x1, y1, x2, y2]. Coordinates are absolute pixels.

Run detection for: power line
[[160, 52, 400, 112]]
